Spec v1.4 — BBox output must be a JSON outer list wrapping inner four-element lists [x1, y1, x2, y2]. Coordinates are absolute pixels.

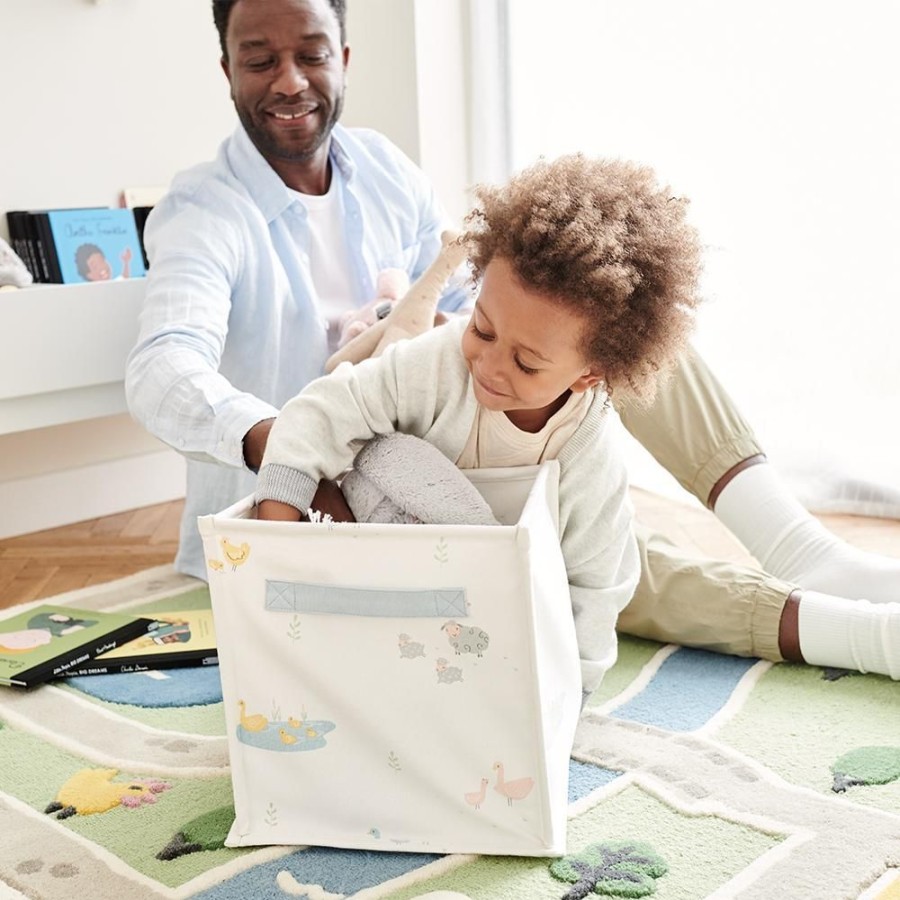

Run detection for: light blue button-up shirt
[[126, 123, 471, 578]]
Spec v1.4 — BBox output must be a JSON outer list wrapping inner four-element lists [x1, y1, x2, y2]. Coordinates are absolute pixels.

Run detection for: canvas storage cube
[[198, 461, 581, 857]]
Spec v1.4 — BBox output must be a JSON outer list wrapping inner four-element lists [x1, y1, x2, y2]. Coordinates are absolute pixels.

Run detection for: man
[[127, 0, 899, 679]]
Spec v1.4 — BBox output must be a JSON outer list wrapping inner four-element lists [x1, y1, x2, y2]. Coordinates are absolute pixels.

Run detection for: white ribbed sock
[[798, 591, 900, 679], [713, 463, 899, 603]]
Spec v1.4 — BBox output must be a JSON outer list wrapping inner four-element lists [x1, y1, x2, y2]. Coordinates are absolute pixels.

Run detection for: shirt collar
[[226, 123, 357, 223]]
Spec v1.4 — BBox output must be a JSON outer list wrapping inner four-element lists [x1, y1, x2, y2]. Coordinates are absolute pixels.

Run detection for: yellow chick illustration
[[220, 538, 251, 571], [237, 700, 268, 733], [306, 726, 318, 739], [288, 716, 302, 728], [279, 729, 298, 745], [207, 558, 224, 572]]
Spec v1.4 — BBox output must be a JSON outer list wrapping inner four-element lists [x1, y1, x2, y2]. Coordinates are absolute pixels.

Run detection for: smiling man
[[219, 0, 348, 193], [126, 0, 471, 580]]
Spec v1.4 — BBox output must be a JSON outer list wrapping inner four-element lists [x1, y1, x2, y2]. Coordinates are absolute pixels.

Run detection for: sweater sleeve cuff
[[255, 464, 319, 512]]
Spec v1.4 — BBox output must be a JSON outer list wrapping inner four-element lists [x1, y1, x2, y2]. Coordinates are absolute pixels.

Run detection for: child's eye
[[470, 322, 493, 341], [515, 358, 539, 375]]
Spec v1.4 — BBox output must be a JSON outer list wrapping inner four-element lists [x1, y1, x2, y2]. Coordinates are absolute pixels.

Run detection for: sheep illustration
[[45, 768, 170, 819], [441, 620, 490, 657], [435, 657, 463, 684], [397, 633, 425, 659]]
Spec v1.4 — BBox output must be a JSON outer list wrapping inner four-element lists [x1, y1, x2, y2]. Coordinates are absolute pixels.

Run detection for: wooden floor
[[0, 491, 897, 612]]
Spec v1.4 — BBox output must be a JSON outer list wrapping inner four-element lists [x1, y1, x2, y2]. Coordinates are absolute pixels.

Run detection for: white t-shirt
[[455, 390, 591, 469], [291, 181, 356, 351]]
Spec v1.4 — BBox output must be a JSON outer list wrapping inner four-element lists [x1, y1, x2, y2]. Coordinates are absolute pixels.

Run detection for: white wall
[[0, 0, 471, 537], [507, 0, 900, 512]]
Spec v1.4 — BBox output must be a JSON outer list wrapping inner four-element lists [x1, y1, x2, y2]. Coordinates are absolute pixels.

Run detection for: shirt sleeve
[[125, 199, 278, 469], [558, 412, 640, 694]]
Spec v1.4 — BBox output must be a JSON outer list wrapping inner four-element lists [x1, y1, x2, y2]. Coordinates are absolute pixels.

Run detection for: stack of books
[[5, 207, 149, 285], [0, 605, 217, 689]]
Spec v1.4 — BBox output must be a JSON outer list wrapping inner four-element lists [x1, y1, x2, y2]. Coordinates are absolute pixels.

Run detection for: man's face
[[222, 0, 348, 172]]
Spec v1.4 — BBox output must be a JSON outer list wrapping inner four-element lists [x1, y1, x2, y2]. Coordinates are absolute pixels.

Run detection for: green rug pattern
[[0, 565, 898, 900]]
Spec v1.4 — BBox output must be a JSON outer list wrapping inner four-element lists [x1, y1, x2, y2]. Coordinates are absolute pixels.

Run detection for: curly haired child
[[255, 153, 702, 693]]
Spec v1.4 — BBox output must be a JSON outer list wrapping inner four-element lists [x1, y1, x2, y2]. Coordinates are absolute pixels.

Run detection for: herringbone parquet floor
[[0, 492, 896, 611]]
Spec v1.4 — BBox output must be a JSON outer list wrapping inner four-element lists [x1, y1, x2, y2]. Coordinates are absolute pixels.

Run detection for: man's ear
[[570, 368, 605, 393], [221, 56, 232, 83]]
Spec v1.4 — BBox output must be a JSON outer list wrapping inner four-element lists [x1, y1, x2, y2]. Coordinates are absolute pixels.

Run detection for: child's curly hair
[[462, 154, 702, 402]]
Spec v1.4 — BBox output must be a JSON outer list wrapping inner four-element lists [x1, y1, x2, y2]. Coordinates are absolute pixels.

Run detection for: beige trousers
[[615, 348, 794, 662]]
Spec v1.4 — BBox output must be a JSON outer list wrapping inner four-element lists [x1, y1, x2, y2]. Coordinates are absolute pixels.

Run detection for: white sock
[[713, 463, 900, 603], [798, 591, 900, 679]]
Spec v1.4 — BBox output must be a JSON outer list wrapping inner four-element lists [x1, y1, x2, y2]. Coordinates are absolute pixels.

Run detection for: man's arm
[[125, 202, 279, 470]]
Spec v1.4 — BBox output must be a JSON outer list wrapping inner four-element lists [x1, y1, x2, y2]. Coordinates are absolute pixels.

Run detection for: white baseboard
[[0, 449, 186, 539]]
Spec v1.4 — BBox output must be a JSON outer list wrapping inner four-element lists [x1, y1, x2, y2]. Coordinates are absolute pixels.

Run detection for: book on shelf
[[64, 609, 218, 676], [45, 207, 147, 284], [0, 605, 153, 689], [4, 207, 147, 284]]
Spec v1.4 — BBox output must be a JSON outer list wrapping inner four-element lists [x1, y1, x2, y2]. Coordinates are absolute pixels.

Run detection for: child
[[256, 154, 703, 694]]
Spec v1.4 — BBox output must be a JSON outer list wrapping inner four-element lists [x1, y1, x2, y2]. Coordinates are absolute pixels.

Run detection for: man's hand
[[243, 418, 275, 472]]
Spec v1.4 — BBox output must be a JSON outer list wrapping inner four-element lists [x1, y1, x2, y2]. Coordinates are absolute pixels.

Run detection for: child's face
[[461, 257, 603, 430]]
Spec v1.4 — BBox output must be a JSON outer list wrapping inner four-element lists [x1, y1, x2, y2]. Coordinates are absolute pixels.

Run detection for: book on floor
[[64, 609, 218, 676], [0, 605, 153, 689]]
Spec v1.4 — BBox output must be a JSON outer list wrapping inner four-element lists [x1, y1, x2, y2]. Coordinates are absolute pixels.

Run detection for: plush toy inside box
[[198, 461, 581, 857]]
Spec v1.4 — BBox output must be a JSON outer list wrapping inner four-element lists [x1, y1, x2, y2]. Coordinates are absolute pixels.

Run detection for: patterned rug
[[1, 565, 898, 900]]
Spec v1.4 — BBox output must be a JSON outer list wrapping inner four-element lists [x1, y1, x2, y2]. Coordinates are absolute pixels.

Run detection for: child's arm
[[558, 411, 640, 696], [255, 320, 470, 518]]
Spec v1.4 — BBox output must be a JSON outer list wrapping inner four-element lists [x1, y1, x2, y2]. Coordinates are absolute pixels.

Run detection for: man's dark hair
[[212, 0, 347, 60]]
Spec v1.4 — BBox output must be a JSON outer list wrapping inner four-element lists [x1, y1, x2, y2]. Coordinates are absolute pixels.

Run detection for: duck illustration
[[305, 726, 319, 739], [220, 537, 251, 571], [288, 716, 302, 728], [238, 700, 268, 733], [492, 761, 535, 806], [278, 728, 298, 745], [464, 777, 489, 810]]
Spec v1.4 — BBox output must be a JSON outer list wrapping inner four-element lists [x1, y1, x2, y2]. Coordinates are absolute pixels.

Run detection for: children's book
[[44, 207, 147, 284], [64, 610, 218, 676], [0, 605, 152, 689]]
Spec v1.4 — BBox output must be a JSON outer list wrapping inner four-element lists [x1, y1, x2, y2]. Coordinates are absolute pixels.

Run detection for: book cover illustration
[[45, 208, 147, 284], [0, 605, 152, 689], [66, 609, 218, 676]]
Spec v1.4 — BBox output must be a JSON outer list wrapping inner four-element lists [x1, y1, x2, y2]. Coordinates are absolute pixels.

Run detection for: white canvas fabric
[[198, 462, 582, 857]]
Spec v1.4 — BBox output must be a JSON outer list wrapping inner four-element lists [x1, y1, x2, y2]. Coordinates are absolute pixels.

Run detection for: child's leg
[[618, 347, 900, 602]]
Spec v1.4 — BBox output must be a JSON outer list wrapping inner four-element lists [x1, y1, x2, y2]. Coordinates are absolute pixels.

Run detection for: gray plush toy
[[341, 433, 499, 527]]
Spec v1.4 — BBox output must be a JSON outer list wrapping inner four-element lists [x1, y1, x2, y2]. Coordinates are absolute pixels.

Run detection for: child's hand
[[257, 499, 302, 521], [310, 479, 356, 523]]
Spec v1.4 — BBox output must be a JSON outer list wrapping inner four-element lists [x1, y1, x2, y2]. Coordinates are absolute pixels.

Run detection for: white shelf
[[0, 279, 146, 435]]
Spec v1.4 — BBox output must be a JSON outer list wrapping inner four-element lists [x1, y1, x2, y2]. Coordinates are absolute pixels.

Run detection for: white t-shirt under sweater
[[456, 390, 591, 469], [290, 182, 355, 352], [257, 317, 640, 694]]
